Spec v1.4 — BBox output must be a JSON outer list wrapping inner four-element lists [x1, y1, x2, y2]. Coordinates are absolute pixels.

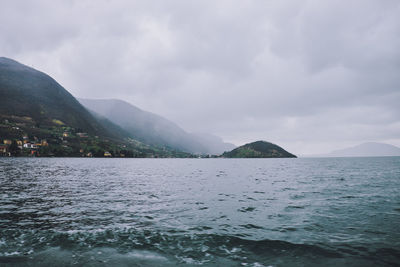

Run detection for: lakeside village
[[0, 116, 215, 158], [0, 116, 157, 158], [0, 133, 99, 157], [0, 132, 124, 157]]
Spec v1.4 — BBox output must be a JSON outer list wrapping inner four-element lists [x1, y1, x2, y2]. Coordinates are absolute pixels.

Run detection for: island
[[222, 141, 297, 158]]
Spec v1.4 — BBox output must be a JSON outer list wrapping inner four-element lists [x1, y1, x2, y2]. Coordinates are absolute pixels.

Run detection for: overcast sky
[[1, 0, 399, 154]]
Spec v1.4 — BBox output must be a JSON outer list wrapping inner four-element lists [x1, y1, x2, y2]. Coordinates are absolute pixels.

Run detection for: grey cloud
[[0, 1, 79, 54], [1, 0, 399, 154]]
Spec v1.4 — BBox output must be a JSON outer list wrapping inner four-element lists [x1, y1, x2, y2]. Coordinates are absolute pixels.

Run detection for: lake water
[[0, 157, 399, 266]]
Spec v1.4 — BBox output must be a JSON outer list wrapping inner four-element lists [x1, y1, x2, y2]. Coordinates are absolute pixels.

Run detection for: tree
[[9, 140, 19, 156]]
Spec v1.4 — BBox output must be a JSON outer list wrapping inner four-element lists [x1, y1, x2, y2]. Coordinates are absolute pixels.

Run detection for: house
[[63, 132, 69, 137], [16, 140, 23, 149], [3, 139, 12, 145], [77, 132, 88, 138], [41, 140, 48, 146], [23, 143, 38, 149], [104, 151, 112, 157], [0, 144, 7, 153], [0, 144, 10, 156]]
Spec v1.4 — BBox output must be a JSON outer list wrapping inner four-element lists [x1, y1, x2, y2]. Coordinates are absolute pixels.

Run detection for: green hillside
[[222, 141, 297, 158], [0, 57, 110, 136], [0, 57, 191, 158]]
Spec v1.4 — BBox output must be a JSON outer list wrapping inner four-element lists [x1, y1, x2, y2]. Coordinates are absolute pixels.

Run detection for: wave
[[1, 228, 399, 266]]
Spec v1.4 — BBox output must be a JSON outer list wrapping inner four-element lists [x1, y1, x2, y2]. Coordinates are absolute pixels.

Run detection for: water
[[0, 157, 399, 266]]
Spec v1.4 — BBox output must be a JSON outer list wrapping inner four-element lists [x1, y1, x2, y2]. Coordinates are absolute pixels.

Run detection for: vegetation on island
[[222, 141, 297, 158]]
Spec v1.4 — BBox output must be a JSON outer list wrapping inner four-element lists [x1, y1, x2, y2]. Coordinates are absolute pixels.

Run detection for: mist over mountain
[[79, 98, 235, 154], [314, 142, 400, 157], [0, 57, 192, 157], [189, 133, 235, 155], [0, 56, 233, 157]]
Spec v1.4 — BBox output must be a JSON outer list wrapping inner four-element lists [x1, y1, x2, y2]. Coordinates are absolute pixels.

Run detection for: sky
[[1, 0, 399, 155]]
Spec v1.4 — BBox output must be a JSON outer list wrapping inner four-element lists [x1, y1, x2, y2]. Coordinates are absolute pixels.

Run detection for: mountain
[[322, 142, 400, 157], [0, 57, 111, 137], [79, 98, 234, 154], [0, 57, 191, 157], [222, 141, 297, 158]]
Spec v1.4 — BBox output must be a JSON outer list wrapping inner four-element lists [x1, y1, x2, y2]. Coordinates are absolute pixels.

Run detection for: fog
[[1, 0, 399, 154]]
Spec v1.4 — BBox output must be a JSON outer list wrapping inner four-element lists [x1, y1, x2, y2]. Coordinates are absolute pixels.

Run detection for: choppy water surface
[[0, 157, 399, 266]]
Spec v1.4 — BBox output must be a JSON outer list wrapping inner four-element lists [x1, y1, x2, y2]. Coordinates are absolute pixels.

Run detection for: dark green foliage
[[8, 140, 19, 155], [222, 141, 297, 158]]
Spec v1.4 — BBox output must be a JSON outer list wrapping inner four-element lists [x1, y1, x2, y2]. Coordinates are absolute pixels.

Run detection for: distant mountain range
[[0, 57, 189, 157], [312, 142, 400, 157], [0, 57, 300, 158], [0, 57, 236, 157], [79, 98, 235, 154], [222, 141, 297, 158]]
